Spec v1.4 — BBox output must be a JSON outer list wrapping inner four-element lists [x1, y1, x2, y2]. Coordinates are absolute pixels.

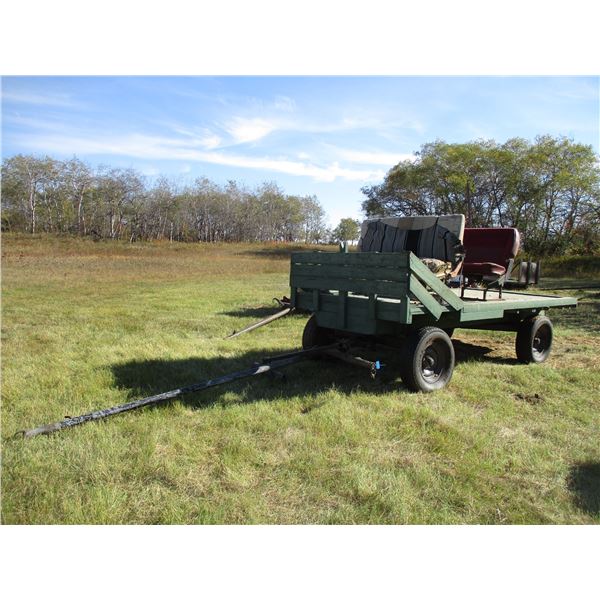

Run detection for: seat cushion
[[463, 261, 507, 277]]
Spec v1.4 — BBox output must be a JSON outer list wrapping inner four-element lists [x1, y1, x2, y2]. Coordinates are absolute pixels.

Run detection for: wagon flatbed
[[290, 251, 576, 335], [291, 250, 576, 391]]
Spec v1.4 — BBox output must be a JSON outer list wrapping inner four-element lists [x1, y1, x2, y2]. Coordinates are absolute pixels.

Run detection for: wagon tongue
[[16, 341, 381, 439]]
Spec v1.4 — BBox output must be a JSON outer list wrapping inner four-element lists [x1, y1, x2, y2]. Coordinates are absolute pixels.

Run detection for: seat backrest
[[463, 227, 520, 266], [358, 214, 465, 265]]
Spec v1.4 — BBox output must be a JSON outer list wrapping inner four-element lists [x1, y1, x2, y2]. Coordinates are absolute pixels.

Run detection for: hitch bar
[[226, 297, 293, 339], [17, 342, 381, 439]]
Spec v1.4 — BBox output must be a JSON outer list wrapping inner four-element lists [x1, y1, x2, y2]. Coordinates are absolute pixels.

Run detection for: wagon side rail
[[407, 253, 464, 318], [289, 251, 464, 332]]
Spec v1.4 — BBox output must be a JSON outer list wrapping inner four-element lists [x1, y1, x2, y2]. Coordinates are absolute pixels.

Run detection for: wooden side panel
[[292, 251, 410, 268], [290, 251, 410, 299], [291, 263, 409, 282], [290, 274, 408, 297]]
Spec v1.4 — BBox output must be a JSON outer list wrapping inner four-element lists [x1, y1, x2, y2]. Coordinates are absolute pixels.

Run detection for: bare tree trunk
[[77, 192, 85, 235], [29, 184, 36, 234]]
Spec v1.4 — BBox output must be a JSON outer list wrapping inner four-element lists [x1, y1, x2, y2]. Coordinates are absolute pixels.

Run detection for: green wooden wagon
[[290, 250, 577, 392]]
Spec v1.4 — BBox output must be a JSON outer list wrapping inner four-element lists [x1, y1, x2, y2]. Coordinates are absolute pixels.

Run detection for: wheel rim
[[532, 323, 552, 359], [420, 339, 450, 383]]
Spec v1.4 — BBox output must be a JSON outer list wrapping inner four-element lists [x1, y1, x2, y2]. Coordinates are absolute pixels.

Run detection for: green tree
[[361, 136, 600, 255], [332, 218, 361, 244]]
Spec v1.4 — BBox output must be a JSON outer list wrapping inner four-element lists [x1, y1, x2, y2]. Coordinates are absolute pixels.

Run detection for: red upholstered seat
[[462, 261, 507, 277], [463, 228, 520, 280]]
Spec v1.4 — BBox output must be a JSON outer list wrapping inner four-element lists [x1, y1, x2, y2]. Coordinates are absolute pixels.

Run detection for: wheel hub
[[421, 344, 444, 382], [532, 325, 551, 358]]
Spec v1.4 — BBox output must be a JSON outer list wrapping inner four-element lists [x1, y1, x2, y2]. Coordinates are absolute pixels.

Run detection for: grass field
[[2, 234, 599, 524]]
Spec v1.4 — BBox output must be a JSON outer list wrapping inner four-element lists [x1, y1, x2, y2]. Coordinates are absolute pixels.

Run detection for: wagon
[[290, 249, 577, 392]]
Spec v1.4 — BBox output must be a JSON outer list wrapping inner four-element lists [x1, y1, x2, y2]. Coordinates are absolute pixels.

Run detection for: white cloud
[[223, 117, 278, 144], [164, 123, 222, 149], [334, 148, 416, 166], [140, 166, 160, 176], [2, 91, 83, 108], [273, 95, 296, 112], [220, 113, 402, 146], [198, 133, 222, 149], [15, 131, 385, 183]]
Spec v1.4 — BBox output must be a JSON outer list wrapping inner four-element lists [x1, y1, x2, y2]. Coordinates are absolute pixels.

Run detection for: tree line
[[4, 135, 599, 254], [362, 136, 600, 255], [1, 155, 330, 243]]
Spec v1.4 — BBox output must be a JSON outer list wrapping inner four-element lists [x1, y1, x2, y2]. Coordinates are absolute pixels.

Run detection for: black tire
[[302, 314, 334, 350], [400, 327, 455, 392], [515, 316, 553, 364], [443, 328, 455, 338]]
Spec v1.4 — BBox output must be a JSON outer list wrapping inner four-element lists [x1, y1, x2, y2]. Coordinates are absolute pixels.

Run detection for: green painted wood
[[338, 291, 348, 328], [292, 251, 576, 334], [316, 311, 378, 335], [291, 251, 410, 267], [291, 263, 410, 283], [368, 293, 377, 320], [290, 274, 408, 298], [409, 254, 464, 311], [409, 275, 443, 319], [459, 295, 577, 318], [407, 292, 576, 322], [296, 289, 413, 325], [400, 296, 412, 324], [290, 286, 297, 308]]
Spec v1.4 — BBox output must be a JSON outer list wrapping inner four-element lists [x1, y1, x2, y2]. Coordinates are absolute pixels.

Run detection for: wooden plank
[[291, 263, 410, 282], [312, 289, 320, 311], [338, 291, 348, 329], [301, 290, 411, 327], [290, 286, 297, 308], [409, 254, 464, 311], [368, 293, 377, 320], [290, 273, 407, 298], [291, 251, 409, 268], [409, 275, 443, 319]]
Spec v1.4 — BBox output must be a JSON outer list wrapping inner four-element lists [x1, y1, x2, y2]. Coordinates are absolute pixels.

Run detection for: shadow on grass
[[111, 347, 386, 412], [221, 306, 283, 319], [111, 338, 526, 414], [241, 245, 340, 258], [452, 339, 519, 365], [241, 245, 315, 258], [567, 462, 600, 517]]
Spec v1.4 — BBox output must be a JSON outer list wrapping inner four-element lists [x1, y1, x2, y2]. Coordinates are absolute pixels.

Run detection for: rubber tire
[[443, 328, 455, 338], [302, 314, 334, 350], [400, 327, 455, 392], [515, 316, 553, 364]]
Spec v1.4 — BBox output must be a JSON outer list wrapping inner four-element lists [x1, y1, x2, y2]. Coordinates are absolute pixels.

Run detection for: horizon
[[2, 76, 599, 226]]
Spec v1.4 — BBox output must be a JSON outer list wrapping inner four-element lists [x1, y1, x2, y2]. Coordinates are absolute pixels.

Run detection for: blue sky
[[2, 76, 598, 226]]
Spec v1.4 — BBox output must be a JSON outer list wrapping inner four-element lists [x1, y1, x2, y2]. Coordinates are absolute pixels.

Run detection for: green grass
[[542, 254, 600, 278], [2, 234, 599, 524]]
